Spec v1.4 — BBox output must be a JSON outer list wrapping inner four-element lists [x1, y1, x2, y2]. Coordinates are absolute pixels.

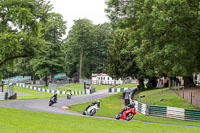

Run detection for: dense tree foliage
[[63, 19, 113, 79], [0, 0, 51, 66], [31, 13, 67, 84], [106, 0, 200, 88], [106, 29, 138, 78], [0, 0, 53, 80]]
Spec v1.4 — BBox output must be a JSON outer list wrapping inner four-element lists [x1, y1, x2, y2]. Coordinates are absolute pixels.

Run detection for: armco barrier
[[149, 105, 167, 117], [134, 100, 200, 122], [185, 109, 200, 121], [134, 101, 148, 115], [108, 87, 137, 93], [16, 83, 91, 95]]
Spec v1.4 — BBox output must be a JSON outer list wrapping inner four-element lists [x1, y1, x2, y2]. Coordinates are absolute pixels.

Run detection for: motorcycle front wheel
[[67, 95, 71, 99], [115, 112, 121, 120], [82, 111, 86, 115], [126, 113, 134, 121]]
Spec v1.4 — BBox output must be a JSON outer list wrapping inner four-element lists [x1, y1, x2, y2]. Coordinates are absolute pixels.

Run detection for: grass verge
[[136, 88, 200, 110], [14, 86, 66, 100], [69, 93, 200, 127], [113, 84, 138, 88], [0, 107, 199, 133], [39, 84, 112, 91]]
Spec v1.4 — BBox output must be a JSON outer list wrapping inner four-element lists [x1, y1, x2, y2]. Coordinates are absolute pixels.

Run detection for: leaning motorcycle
[[116, 103, 136, 121], [49, 93, 57, 106], [82, 100, 100, 116]]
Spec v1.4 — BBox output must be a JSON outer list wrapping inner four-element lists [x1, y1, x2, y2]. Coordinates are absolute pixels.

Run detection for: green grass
[[136, 88, 200, 110], [69, 93, 200, 127], [40, 84, 112, 91], [113, 83, 138, 88], [93, 85, 112, 91], [14, 86, 66, 100], [69, 93, 123, 118], [0, 107, 199, 133]]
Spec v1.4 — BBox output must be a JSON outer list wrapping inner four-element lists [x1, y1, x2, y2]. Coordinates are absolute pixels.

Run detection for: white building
[[91, 73, 123, 85]]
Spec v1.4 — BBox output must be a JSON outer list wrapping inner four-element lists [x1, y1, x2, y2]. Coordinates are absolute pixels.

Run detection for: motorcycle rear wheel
[[126, 113, 134, 121], [89, 108, 96, 116], [49, 101, 53, 106]]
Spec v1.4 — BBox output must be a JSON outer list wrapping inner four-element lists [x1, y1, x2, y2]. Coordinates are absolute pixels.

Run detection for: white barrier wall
[[16, 83, 91, 95], [167, 107, 185, 120]]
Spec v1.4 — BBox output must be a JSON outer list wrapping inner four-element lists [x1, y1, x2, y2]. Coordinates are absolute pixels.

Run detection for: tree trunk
[[183, 76, 195, 88], [51, 73, 55, 83], [138, 78, 145, 90], [169, 77, 172, 89], [32, 73, 36, 84], [45, 72, 48, 86], [79, 51, 83, 81]]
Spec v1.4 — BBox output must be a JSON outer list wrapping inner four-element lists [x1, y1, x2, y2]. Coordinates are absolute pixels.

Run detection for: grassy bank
[[0, 107, 199, 133], [14, 86, 66, 100], [69, 93, 200, 127], [113, 84, 138, 88], [136, 88, 200, 110]]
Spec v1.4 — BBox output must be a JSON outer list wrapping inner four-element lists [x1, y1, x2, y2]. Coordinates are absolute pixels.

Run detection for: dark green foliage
[[106, 29, 138, 79], [106, 0, 200, 87], [63, 19, 113, 78], [31, 13, 67, 83], [0, 0, 51, 67]]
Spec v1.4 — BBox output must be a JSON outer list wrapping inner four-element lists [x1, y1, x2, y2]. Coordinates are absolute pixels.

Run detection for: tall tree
[[63, 20, 113, 79], [63, 19, 96, 79], [32, 13, 67, 85]]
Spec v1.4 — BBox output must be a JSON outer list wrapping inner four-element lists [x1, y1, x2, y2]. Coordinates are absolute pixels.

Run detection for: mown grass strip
[[39, 84, 112, 91], [0, 107, 199, 133], [14, 86, 66, 100]]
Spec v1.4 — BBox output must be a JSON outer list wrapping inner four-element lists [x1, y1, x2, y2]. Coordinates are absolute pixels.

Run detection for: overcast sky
[[48, 0, 110, 37]]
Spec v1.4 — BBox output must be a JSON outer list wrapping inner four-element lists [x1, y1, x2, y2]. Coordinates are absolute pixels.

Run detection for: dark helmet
[[129, 102, 135, 108], [97, 100, 100, 107]]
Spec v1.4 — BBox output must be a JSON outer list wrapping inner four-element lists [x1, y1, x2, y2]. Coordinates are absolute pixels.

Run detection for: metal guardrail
[[108, 87, 137, 93], [134, 100, 200, 122]]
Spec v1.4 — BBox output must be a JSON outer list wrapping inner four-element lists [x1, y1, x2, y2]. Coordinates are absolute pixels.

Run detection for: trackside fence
[[134, 100, 200, 122], [16, 83, 93, 95], [108, 87, 137, 93]]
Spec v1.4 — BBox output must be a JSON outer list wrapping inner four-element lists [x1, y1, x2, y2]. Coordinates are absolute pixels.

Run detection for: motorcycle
[[82, 100, 100, 116], [116, 103, 136, 121], [49, 93, 57, 106], [67, 91, 72, 99]]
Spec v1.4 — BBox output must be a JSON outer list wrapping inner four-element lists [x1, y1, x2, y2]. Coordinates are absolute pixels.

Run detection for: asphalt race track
[[0, 89, 114, 115]]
